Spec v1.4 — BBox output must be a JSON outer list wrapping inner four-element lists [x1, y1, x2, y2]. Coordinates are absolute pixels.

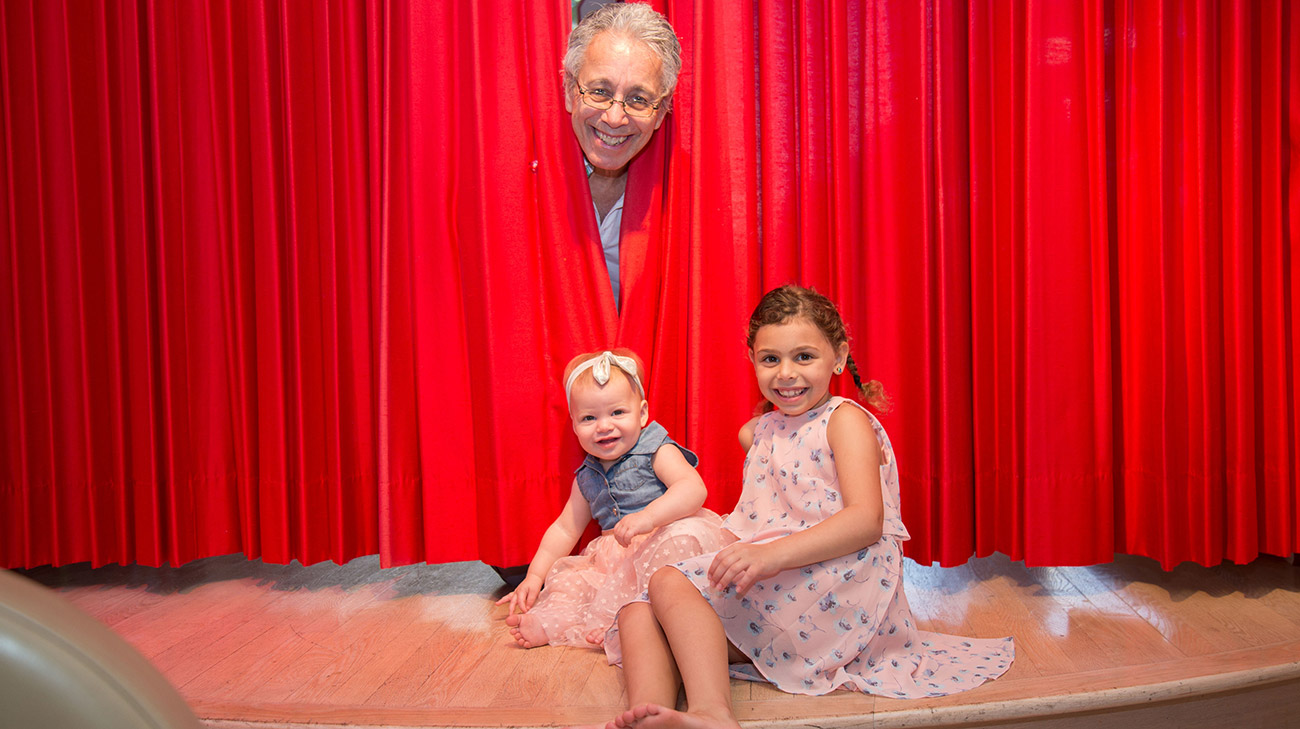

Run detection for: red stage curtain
[[1, 1, 1296, 571]]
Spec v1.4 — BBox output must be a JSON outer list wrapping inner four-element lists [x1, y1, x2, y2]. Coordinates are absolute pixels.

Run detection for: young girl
[[600, 286, 1014, 729], [498, 349, 725, 649]]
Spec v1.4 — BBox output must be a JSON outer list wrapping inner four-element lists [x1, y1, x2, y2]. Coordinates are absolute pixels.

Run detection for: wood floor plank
[[1057, 564, 1190, 665], [107, 579, 278, 659], [982, 558, 1172, 674], [532, 642, 619, 709], [490, 639, 570, 709], [949, 557, 1061, 678], [326, 599, 456, 704], [236, 582, 400, 705], [362, 594, 494, 707], [1200, 555, 1300, 632], [283, 587, 429, 704], [162, 609, 282, 689], [55, 582, 170, 627], [1088, 555, 1299, 656], [144, 578, 303, 687], [568, 640, 630, 709], [901, 561, 983, 636], [411, 610, 500, 707], [180, 581, 384, 700]]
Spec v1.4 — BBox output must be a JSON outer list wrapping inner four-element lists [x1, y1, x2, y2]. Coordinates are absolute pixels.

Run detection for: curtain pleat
[[0, 0, 1296, 571]]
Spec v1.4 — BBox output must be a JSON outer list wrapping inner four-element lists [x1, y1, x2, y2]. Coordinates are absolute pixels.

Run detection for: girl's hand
[[495, 574, 544, 614], [708, 541, 783, 597], [612, 512, 655, 547]]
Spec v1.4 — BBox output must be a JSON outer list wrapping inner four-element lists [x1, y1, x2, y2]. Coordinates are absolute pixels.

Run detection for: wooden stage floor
[[15, 551, 1300, 728]]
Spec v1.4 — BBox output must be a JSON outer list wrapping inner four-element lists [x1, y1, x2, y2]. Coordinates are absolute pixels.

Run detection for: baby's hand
[[494, 574, 543, 615], [612, 512, 656, 547], [708, 541, 782, 597]]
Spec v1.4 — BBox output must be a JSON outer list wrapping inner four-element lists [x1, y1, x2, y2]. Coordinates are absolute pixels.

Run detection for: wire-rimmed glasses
[[577, 85, 662, 118]]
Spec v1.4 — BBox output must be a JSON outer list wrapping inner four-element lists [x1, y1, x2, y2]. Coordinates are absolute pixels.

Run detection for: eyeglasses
[[577, 85, 662, 118]]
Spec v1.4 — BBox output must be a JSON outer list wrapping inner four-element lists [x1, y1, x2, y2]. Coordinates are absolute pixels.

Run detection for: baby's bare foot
[[504, 612, 548, 648], [607, 703, 739, 729]]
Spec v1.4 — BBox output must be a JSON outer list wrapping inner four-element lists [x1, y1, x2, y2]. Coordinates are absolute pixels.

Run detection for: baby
[[497, 349, 725, 649]]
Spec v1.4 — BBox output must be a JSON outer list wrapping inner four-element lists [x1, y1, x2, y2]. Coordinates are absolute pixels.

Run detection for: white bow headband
[[564, 351, 645, 407]]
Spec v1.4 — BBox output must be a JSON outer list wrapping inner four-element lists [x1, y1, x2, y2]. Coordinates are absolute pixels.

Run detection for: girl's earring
[[835, 366, 843, 374]]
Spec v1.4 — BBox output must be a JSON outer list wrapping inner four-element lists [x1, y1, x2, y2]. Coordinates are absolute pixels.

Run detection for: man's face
[[567, 32, 668, 174]]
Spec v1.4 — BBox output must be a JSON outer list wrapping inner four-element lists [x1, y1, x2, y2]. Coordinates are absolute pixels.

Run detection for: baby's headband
[[564, 351, 645, 407]]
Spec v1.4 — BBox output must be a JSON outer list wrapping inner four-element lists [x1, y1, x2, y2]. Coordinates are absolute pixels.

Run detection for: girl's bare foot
[[607, 703, 740, 729], [585, 626, 606, 646], [504, 612, 548, 648]]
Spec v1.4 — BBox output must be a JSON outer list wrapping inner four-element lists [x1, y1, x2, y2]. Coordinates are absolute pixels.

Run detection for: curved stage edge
[[17, 551, 1300, 729]]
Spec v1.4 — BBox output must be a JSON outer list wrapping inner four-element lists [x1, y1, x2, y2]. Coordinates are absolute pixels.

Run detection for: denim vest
[[575, 421, 699, 530]]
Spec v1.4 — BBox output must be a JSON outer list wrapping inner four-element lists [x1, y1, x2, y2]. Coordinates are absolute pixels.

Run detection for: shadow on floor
[[15, 554, 506, 598]]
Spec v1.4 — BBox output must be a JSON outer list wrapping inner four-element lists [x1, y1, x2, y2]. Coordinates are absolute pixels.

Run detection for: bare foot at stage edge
[[584, 703, 739, 729], [504, 612, 549, 648]]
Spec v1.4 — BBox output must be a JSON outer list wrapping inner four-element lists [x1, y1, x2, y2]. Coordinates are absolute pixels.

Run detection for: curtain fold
[[1, 0, 1296, 571], [966, 0, 1116, 566]]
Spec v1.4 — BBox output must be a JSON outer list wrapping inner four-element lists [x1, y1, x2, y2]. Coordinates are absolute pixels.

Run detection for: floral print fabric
[[609, 397, 1014, 697]]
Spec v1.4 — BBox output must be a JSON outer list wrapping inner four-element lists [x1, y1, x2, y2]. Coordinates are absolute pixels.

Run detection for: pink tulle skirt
[[527, 509, 726, 652]]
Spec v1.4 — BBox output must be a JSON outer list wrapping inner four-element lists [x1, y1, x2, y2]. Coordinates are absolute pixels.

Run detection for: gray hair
[[563, 3, 682, 108]]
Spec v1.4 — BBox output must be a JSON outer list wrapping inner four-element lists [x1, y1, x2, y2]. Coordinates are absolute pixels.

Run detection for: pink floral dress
[[606, 397, 1014, 697]]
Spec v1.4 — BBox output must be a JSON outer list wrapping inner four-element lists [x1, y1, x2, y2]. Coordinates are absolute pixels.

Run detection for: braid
[[845, 354, 891, 413]]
